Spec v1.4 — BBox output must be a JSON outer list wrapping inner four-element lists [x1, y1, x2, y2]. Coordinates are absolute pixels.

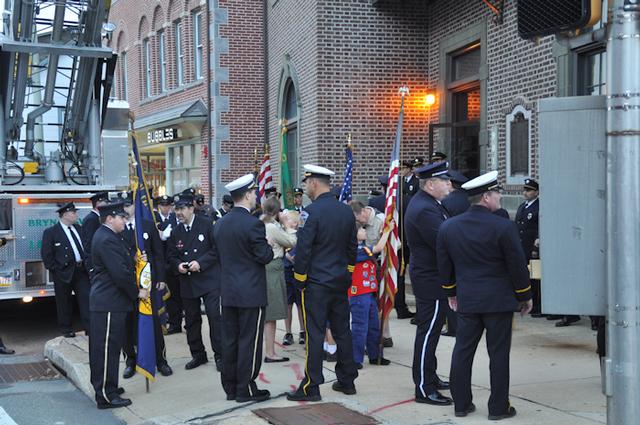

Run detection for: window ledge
[[139, 80, 205, 106]]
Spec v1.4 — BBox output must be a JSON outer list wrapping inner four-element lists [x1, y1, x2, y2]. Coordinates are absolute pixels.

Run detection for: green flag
[[280, 124, 294, 209]]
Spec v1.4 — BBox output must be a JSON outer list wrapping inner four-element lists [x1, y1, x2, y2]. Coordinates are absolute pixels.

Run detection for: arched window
[[283, 79, 298, 184]]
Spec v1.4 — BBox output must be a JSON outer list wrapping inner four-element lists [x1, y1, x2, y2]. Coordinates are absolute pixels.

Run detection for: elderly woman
[[261, 197, 297, 362]]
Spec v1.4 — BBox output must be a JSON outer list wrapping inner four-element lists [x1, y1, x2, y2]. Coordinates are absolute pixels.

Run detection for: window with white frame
[[175, 22, 184, 86], [506, 105, 531, 185], [143, 39, 152, 97], [193, 11, 203, 80], [158, 31, 167, 92]]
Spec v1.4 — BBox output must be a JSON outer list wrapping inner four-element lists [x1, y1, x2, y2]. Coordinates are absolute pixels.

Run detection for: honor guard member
[[89, 201, 149, 409], [213, 174, 274, 403], [367, 176, 387, 213], [402, 157, 422, 198], [155, 195, 183, 334], [82, 192, 109, 277], [437, 171, 532, 420], [41, 202, 90, 337], [293, 187, 305, 213], [166, 193, 223, 371], [404, 161, 453, 406], [117, 192, 173, 379], [214, 194, 234, 220], [287, 164, 359, 402], [430, 151, 447, 163]]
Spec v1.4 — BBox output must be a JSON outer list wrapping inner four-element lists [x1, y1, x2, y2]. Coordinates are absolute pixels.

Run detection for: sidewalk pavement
[[44, 307, 606, 425]]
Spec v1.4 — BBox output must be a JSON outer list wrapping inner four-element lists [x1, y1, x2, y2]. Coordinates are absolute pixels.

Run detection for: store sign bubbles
[[147, 128, 179, 144]]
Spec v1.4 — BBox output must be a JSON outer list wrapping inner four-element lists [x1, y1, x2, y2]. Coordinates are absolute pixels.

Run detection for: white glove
[[160, 224, 172, 241]]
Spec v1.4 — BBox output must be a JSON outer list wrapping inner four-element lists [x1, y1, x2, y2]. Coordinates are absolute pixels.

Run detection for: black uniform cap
[[97, 201, 128, 218], [156, 195, 173, 206], [293, 187, 304, 196], [222, 194, 234, 204], [56, 202, 77, 215], [377, 175, 388, 187], [89, 192, 109, 204], [431, 151, 447, 162], [415, 161, 451, 180], [448, 170, 469, 185], [174, 193, 194, 208], [524, 179, 539, 191]]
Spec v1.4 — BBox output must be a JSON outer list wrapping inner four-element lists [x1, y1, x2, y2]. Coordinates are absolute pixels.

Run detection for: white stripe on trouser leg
[[419, 300, 440, 398], [102, 312, 112, 403], [248, 308, 262, 396]]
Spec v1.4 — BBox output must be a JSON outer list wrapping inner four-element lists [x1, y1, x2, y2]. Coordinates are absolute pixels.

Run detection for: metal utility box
[[538, 96, 606, 316]]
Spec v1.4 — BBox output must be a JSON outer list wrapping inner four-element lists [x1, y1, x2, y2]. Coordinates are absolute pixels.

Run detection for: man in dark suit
[[404, 161, 453, 406], [214, 194, 234, 220], [89, 201, 147, 409], [437, 171, 532, 420], [367, 175, 387, 213], [81, 192, 109, 277], [167, 193, 222, 372], [292, 187, 305, 213], [287, 165, 358, 402], [118, 192, 172, 379], [41, 202, 90, 337], [155, 195, 183, 334], [213, 174, 274, 403]]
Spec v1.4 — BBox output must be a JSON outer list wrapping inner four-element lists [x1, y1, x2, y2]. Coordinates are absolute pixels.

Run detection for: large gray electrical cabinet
[[538, 96, 606, 316]]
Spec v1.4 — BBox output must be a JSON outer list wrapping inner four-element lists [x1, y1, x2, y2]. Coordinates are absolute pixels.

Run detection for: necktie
[[68, 226, 85, 259], [128, 223, 133, 231], [185, 225, 190, 232]]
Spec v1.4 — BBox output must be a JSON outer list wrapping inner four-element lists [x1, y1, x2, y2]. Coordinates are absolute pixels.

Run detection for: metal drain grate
[[0, 360, 61, 384], [254, 402, 378, 425]]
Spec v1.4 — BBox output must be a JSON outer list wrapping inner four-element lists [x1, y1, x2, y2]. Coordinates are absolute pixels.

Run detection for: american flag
[[258, 144, 273, 200], [379, 94, 405, 322], [338, 144, 353, 203]]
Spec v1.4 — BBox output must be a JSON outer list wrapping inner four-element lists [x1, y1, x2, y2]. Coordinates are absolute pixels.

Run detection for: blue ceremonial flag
[[132, 135, 156, 380], [338, 144, 353, 203]]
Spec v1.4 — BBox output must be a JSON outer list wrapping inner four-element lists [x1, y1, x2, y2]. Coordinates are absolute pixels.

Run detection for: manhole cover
[[0, 360, 61, 384], [254, 402, 378, 425]]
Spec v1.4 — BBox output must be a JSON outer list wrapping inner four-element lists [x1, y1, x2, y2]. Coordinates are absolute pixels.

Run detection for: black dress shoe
[[299, 331, 306, 344], [0, 346, 15, 355], [185, 356, 208, 370], [382, 337, 393, 348], [436, 376, 450, 390], [332, 381, 356, 395], [286, 390, 321, 402], [166, 327, 182, 335], [264, 356, 289, 363], [97, 396, 132, 410], [530, 313, 545, 318], [369, 357, 390, 366], [441, 331, 456, 337], [397, 310, 416, 319], [122, 365, 135, 379], [236, 389, 270, 403], [62, 332, 76, 338], [158, 363, 173, 376], [215, 358, 222, 372], [324, 351, 337, 362], [415, 390, 452, 405], [283, 333, 294, 345], [546, 315, 562, 320], [555, 317, 580, 327], [488, 406, 517, 420], [410, 318, 417, 325], [116, 387, 125, 395], [455, 402, 476, 417], [356, 363, 363, 370]]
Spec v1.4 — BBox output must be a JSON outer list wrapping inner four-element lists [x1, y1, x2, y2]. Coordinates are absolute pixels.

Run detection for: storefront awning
[[135, 99, 208, 130]]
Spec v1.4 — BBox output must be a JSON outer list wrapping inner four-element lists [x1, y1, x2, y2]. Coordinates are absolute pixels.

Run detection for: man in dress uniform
[[430, 151, 447, 163], [287, 164, 358, 402], [155, 195, 183, 334], [404, 161, 453, 405], [167, 193, 223, 372], [82, 192, 109, 277], [213, 174, 274, 403], [215, 194, 234, 220], [293, 187, 305, 213], [42, 202, 90, 337], [116, 192, 172, 379], [437, 171, 532, 420], [367, 176, 387, 213], [89, 201, 148, 409]]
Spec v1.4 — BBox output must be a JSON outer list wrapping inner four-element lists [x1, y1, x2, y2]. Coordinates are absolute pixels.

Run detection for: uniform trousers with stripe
[[450, 312, 513, 416], [412, 297, 446, 397], [183, 291, 222, 361], [297, 285, 358, 396], [220, 306, 265, 397], [89, 311, 126, 403]]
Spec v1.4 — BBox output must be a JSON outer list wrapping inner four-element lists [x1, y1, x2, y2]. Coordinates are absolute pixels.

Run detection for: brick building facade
[[109, 0, 606, 206]]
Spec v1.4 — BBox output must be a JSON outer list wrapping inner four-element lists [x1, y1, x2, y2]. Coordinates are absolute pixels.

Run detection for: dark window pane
[[510, 112, 529, 175], [285, 81, 297, 120], [451, 47, 480, 82], [287, 124, 298, 184]]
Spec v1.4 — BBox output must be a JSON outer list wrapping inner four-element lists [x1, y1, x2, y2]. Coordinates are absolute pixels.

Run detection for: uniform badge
[[363, 280, 370, 287], [299, 211, 309, 228], [371, 283, 376, 290], [527, 213, 533, 220], [409, 185, 414, 191], [54, 242, 61, 246], [143, 232, 149, 240], [198, 234, 204, 242]]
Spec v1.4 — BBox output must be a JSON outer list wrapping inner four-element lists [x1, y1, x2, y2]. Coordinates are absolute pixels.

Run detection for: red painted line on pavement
[[288, 362, 305, 380], [367, 398, 414, 415], [258, 372, 271, 384]]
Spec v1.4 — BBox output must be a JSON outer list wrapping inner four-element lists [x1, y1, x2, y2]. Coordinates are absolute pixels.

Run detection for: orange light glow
[[425, 93, 436, 107], [17, 197, 30, 204], [39, 290, 46, 295]]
